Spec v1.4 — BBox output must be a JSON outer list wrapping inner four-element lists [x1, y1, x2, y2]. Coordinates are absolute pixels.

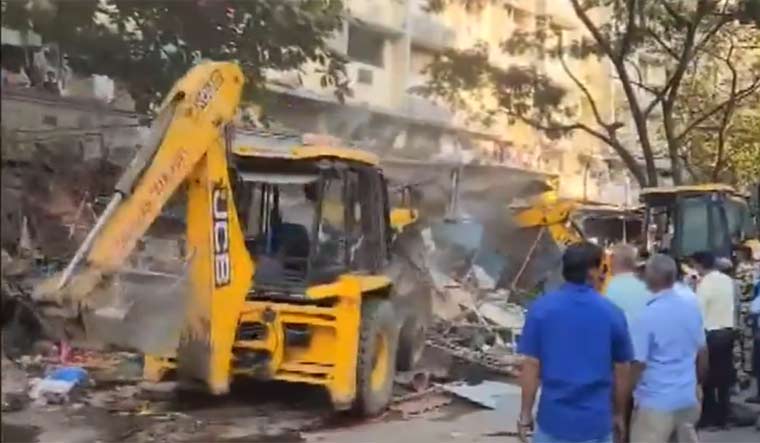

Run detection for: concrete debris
[[395, 210, 530, 376], [431, 286, 476, 322], [426, 333, 521, 377], [1, 356, 30, 411], [390, 392, 451, 419], [394, 370, 433, 392], [472, 265, 496, 290], [0, 122, 558, 442], [138, 381, 179, 402], [477, 301, 525, 330], [440, 380, 520, 409]]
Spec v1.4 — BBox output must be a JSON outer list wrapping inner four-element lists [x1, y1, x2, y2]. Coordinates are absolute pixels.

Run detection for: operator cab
[[640, 184, 756, 259], [228, 129, 391, 294]]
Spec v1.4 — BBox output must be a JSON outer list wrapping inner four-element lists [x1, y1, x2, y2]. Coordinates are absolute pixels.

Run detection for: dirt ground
[[2, 375, 758, 443]]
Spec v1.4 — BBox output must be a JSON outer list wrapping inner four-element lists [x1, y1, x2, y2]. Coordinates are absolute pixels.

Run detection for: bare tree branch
[[662, 1, 690, 25], [624, 58, 648, 90], [618, 0, 637, 58], [556, 31, 612, 131], [712, 41, 738, 180], [642, 75, 679, 117], [622, 78, 660, 96], [570, 0, 658, 185], [675, 76, 760, 141], [569, 0, 615, 59], [660, 0, 711, 184], [645, 27, 679, 59], [693, 15, 733, 56], [680, 150, 700, 182], [508, 111, 646, 185], [620, 58, 678, 118]]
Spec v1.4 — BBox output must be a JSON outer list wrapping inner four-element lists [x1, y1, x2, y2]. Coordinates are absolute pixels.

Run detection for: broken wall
[[1, 88, 147, 257]]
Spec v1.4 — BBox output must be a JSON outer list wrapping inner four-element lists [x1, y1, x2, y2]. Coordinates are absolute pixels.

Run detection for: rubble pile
[[399, 220, 528, 377], [0, 133, 543, 432], [1, 125, 188, 349], [1, 355, 30, 412], [1, 127, 127, 259]]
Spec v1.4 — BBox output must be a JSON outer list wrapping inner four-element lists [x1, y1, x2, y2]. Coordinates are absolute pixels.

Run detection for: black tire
[[353, 298, 398, 417], [396, 312, 425, 371]]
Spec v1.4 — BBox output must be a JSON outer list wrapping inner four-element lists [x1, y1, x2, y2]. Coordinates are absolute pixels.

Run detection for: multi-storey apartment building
[[263, 0, 623, 202], [2, 1, 633, 203]]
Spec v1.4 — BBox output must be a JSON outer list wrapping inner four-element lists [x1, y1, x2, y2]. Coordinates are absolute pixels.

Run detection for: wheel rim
[[370, 332, 389, 391]]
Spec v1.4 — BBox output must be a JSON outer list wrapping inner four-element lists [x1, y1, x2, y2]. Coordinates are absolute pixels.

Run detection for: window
[[240, 181, 318, 258], [234, 174, 328, 287], [314, 175, 347, 269], [357, 68, 373, 85], [42, 115, 58, 127], [676, 196, 729, 257], [346, 169, 387, 271], [725, 198, 756, 239], [347, 24, 385, 67]]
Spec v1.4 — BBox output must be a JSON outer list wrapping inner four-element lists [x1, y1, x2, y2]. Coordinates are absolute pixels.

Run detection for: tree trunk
[[609, 60, 659, 188], [622, 90, 659, 187], [662, 104, 684, 185]]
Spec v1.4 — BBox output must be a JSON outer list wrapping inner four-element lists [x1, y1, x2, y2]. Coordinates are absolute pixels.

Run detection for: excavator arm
[[513, 199, 612, 292], [34, 62, 254, 393], [37, 61, 248, 300], [514, 199, 584, 247]]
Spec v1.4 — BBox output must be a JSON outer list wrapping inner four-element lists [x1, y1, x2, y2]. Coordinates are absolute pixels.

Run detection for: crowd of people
[[517, 242, 760, 443]]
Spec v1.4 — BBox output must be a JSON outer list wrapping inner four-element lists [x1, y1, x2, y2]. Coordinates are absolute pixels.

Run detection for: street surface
[[2, 376, 758, 443]]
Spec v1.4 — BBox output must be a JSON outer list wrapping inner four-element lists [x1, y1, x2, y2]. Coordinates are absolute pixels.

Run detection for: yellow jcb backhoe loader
[[640, 184, 759, 260], [510, 190, 639, 293], [32, 61, 427, 416]]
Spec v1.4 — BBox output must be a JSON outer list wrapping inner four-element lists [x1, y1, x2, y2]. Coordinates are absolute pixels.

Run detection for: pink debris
[[59, 341, 71, 364]]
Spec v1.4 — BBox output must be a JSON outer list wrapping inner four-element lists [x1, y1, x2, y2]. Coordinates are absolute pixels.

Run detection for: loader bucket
[[81, 269, 189, 355]]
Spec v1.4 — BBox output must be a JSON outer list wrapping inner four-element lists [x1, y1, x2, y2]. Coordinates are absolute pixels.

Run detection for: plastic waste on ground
[[29, 366, 88, 404]]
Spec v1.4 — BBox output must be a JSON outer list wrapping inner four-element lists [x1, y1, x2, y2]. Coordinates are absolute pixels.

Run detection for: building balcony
[[409, 13, 456, 51], [265, 69, 302, 90], [346, 0, 406, 35], [543, 1, 578, 29], [489, 51, 534, 72], [1, 27, 42, 47], [540, 58, 578, 88], [504, 0, 536, 13], [404, 94, 454, 125], [346, 62, 394, 108]]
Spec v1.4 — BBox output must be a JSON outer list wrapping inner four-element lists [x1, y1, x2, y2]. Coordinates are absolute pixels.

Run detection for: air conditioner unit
[[357, 68, 374, 85]]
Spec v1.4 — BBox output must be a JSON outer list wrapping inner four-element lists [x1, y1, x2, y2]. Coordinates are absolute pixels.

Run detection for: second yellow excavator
[[511, 189, 643, 293], [32, 61, 429, 416]]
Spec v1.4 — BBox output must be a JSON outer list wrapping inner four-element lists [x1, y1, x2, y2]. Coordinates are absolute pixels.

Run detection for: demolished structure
[[1, 63, 649, 428]]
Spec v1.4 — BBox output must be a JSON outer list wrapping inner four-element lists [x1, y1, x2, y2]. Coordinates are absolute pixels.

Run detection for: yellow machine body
[[513, 196, 625, 293], [41, 61, 414, 414], [640, 183, 758, 260]]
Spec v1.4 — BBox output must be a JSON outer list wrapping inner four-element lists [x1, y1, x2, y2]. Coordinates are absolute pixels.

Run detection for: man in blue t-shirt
[[518, 242, 633, 443]]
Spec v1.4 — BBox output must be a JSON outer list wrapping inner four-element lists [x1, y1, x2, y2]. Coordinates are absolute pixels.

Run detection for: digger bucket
[[81, 268, 190, 355]]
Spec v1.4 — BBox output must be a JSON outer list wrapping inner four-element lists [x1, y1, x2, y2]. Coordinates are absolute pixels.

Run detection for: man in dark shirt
[[518, 242, 633, 443]]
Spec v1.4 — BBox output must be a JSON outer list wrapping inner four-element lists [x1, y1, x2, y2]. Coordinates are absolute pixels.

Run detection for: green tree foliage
[[675, 25, 760, 187], [421, 0, 760, 187], [1, 0, 348, 112]]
